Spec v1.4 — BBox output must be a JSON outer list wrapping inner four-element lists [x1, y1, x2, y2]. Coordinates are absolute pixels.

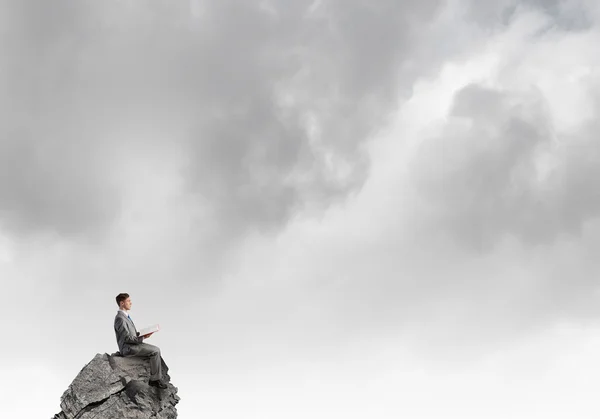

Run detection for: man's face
[[121, 297, 132, 311]]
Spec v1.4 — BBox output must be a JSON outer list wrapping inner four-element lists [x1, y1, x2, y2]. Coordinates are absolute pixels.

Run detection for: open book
[[139, 324, 160, 336]]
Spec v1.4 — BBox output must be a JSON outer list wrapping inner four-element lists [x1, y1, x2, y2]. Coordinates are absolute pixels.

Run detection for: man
[[114, 293, 167, 389]]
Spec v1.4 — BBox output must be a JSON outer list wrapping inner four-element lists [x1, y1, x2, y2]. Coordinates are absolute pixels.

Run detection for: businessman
[[114, 293, 167, 389]]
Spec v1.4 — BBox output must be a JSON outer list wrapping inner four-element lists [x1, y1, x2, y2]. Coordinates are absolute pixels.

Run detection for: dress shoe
[[149, 379, 167, 389]]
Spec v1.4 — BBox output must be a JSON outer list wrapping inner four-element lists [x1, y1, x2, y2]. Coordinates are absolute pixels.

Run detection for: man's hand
[[142, 332, 154, 339]]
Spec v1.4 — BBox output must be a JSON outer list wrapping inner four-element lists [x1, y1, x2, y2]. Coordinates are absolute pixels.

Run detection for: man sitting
[[114, 293, 167, 389]]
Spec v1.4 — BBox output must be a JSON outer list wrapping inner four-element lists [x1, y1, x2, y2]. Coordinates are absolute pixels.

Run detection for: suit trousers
[[126, 343, 163, 381]]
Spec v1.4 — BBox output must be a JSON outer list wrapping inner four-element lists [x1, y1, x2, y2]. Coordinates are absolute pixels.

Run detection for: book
[[139, 324, 160, 336]]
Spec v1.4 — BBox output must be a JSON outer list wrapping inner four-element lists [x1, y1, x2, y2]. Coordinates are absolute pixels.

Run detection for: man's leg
[[127, 343, 163, 381]]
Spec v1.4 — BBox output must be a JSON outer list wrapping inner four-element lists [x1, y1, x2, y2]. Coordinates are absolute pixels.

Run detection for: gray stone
[[52, 353, 179, 419]]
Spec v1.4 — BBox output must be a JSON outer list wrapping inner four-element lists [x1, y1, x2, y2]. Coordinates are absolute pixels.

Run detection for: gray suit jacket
[[114, 311, 144, 355]]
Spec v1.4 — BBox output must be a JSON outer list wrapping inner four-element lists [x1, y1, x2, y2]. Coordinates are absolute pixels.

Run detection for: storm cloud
[[0, 0, 445, 241]]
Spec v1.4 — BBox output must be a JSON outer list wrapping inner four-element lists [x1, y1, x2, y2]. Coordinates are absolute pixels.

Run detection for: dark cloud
[[410, 83, 600, 251], [466, 0, 592, 31], [0, 0, 445, 241]]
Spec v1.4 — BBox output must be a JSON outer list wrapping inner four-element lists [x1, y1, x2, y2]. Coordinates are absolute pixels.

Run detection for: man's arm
[[115, 316, 144, 345]]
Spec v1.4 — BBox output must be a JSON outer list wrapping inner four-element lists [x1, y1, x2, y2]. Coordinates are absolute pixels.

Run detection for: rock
[[52, 353, 179, 419]]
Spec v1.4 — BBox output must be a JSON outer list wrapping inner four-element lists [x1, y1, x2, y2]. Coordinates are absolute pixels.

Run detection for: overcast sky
[[2, 1, 600, 418]]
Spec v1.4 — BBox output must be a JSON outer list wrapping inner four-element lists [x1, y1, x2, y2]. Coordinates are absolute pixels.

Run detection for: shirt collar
[[119, 308, 130, 317]]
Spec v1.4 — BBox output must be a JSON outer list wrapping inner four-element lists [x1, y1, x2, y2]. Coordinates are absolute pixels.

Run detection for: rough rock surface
[[52, 353, 179, 419]]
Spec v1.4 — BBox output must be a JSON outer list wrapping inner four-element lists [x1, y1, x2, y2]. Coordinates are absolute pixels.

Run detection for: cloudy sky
[[2, 0, 600, 417]]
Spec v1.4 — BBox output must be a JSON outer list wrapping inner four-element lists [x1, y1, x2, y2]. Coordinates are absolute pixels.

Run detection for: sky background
[[2, 0, 600, 418]]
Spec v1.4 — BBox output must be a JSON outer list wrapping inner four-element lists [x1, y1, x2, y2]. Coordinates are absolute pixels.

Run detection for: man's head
[[116, 293, 132, 311]]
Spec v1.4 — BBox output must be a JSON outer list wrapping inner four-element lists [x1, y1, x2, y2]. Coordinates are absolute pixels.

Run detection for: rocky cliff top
[[52, 353, 179, 419]]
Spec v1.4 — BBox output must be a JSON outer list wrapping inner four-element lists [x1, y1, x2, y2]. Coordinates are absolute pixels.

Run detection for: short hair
[[116, 293, 129, 307]]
